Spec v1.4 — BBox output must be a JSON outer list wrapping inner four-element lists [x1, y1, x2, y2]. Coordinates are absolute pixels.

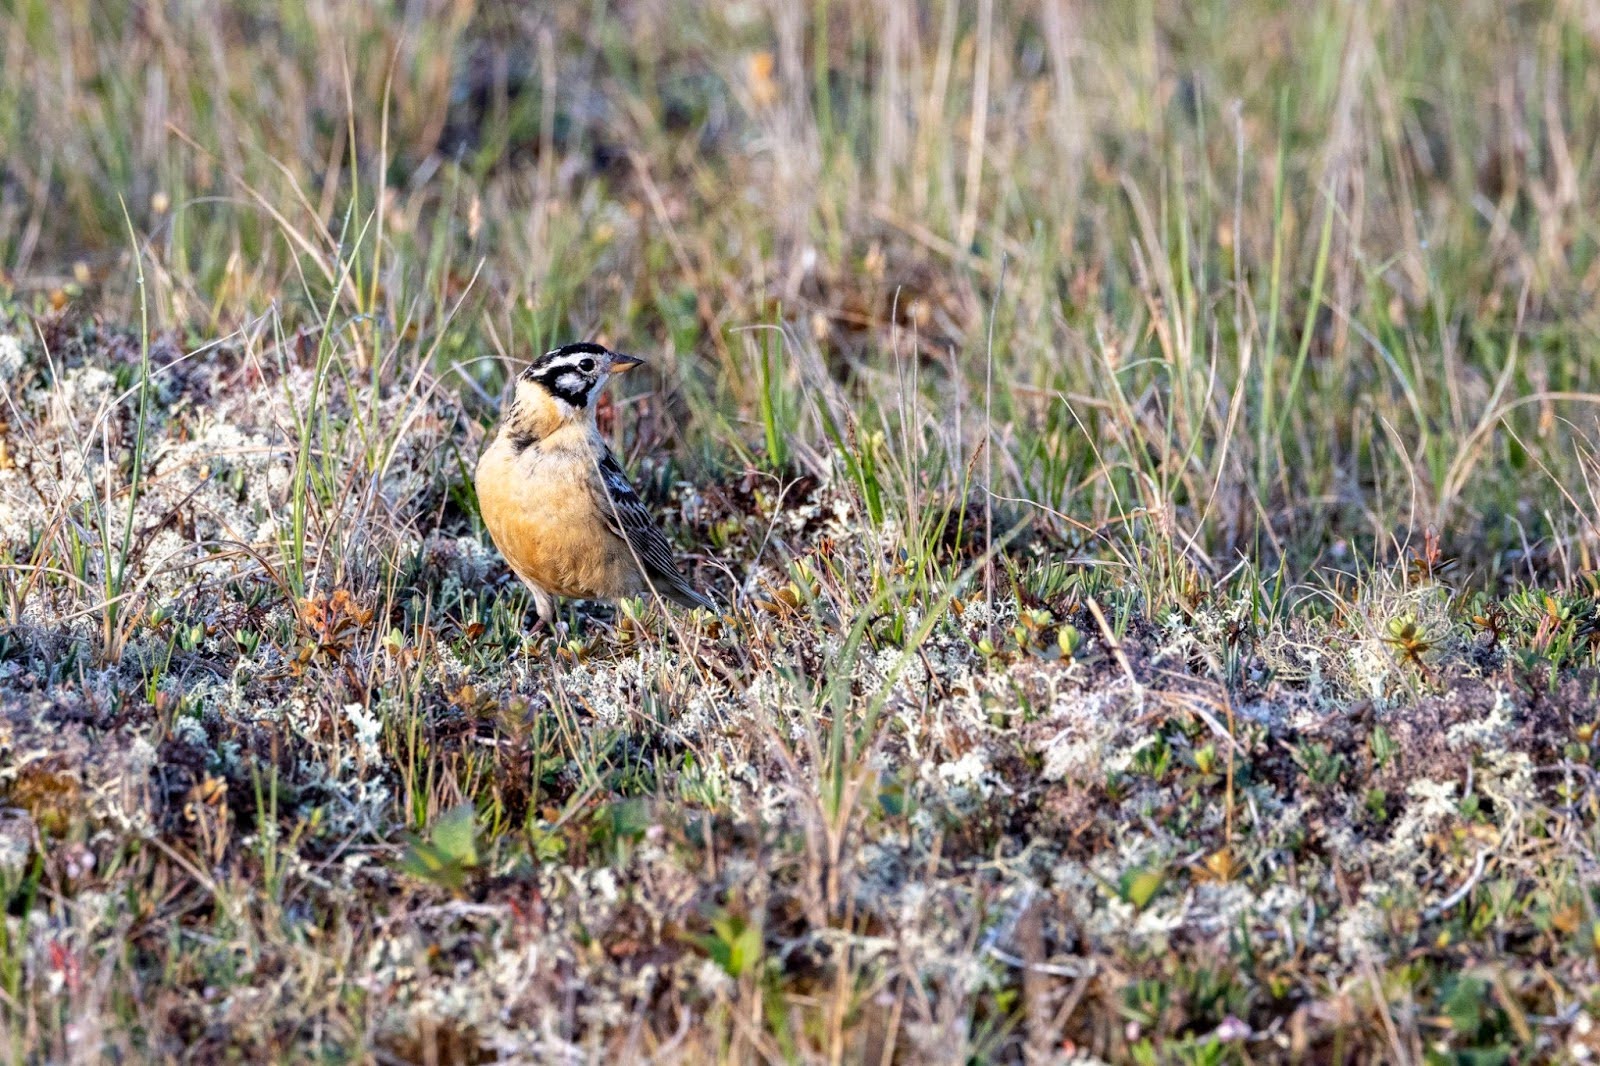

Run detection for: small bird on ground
[[475, 341, 715, 628]]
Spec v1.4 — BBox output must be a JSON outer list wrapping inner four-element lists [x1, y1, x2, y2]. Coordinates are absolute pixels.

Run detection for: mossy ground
[[2, 1, 1600, 1062]]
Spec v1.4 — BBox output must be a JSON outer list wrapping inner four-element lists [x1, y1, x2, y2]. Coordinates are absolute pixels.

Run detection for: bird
[[475, 341, 716, 629]]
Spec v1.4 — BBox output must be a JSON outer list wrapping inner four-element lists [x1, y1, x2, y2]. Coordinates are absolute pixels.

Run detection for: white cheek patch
[[556, 371, 587, 396]]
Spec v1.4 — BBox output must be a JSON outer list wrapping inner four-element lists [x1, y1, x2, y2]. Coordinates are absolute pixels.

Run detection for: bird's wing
[[591, 447, 715, 610]]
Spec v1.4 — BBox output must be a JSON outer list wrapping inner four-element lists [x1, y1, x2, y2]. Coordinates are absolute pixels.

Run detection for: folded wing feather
[[591, 448, 715, 611]]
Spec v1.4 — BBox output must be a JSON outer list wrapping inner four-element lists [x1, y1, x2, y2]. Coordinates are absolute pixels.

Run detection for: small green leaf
[[1120, 867, 1166, 910], [431, 802, 479, 866], [398, 841, 468, 891], [1369, 724, 1398, 768], [397, 803, 481, 890], [698, 913, 762, 978]]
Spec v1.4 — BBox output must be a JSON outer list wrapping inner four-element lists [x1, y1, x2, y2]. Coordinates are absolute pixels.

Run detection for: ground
[[2, 1, 1600, 1062]]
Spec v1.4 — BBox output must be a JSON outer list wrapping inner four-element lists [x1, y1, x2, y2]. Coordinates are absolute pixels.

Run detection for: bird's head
[[512, 342, 644, 422]]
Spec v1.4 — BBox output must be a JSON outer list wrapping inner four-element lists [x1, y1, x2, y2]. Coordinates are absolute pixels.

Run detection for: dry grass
[[2, 0, 1600, 1061]]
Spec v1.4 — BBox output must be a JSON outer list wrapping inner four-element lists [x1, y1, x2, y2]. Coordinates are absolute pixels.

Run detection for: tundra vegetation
[[1, 1, 1599, 1061]]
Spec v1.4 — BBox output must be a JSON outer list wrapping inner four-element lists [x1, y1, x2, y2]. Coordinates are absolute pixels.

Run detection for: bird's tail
[[667, 585, 718, 614], [649, 571, 717, 614]]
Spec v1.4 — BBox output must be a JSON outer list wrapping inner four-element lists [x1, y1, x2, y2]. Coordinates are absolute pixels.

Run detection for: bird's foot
[[522, 615, 569, 651]]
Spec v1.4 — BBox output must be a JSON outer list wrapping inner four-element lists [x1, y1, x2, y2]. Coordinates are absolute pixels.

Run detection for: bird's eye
[[579, 358, 596, 372]]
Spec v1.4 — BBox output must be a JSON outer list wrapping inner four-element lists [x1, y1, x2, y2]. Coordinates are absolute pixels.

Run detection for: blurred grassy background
[[5, 3, 1600, 1061], [4, 0, 1598, 602]]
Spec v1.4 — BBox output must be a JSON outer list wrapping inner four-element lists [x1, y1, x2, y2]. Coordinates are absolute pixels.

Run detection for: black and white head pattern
[[521, 342, 612, 409]]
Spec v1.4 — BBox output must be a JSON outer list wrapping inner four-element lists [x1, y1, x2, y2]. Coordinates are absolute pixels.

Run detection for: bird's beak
[[610, 353, 645, 374]]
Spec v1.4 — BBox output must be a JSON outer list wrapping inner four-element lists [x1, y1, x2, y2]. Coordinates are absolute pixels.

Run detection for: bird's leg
[[530, 587, 555, 628], [528, 587, 572, 643], [515, 583, 560, 644]]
